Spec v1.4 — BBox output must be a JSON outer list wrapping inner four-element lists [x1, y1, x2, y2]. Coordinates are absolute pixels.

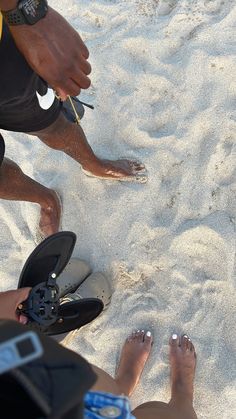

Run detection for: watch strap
[[2, 0, 48, 26], [2, 7, 26, 26]]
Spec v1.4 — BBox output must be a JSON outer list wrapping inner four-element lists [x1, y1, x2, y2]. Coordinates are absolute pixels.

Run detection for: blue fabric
[[84, 391, 136, 418]]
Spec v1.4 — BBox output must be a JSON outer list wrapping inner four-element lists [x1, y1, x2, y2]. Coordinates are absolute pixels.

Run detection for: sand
[[0, 0, 235, 418]]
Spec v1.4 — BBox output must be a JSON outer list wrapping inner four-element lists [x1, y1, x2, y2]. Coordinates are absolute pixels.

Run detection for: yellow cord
[[55, 93, 81, 125], [68, 95, 81, 125]]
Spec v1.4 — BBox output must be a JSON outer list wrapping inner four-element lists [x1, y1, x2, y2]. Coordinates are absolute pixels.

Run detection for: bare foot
[[39, 190, 61, 237], [115, 330, 153, 396], [83, 159, 148, 183], [169, 334, 197, 404]]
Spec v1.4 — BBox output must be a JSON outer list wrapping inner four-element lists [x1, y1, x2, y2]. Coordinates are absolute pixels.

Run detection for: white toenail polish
[[172, 334, 178, 340], [137, 330, 140, 333], [146, 331, 152, 337], [183, 335, 188, 338], [141, 330, 145, 333]]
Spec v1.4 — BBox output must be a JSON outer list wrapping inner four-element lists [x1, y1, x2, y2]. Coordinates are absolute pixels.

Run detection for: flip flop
[[57, 257, 92, 298], [18, 231, 76, 289], [45, 298, 103, 336], [60, 272, 113, 310], [81, 160, 148, 184], [82, 169, 148, 183], [22, 297, 104, 336], [17, 231, 103, 335]]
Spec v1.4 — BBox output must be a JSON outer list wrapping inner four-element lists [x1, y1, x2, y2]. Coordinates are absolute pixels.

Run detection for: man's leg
[[31, 112, 146, 181], [132, 334, 198, 419], [0, 158, 61, 237], [0, 22, 63, 238]]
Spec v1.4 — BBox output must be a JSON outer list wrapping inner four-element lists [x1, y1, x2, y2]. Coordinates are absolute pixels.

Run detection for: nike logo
[[36, 88, 55, 110]]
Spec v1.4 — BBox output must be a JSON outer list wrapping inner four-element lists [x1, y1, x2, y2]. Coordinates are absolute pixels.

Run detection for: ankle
[[170, 388, 194, 405], [169, 397, 196, 419], [114, 377, 132, 397], [81, 155, 101, 171], [38, 189, 58, 209]]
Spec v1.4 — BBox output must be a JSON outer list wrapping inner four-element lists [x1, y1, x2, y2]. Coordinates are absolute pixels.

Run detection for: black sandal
[[18, 231, 103, 335]]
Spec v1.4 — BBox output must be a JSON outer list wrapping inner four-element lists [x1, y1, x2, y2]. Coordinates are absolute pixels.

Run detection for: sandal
[[17, 231, 103, 335]]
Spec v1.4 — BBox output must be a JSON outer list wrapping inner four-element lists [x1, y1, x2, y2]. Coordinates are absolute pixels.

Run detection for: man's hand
[[9, 7, 91, 100], [0, 0, 18, 9], [0, 288, 31, 324]]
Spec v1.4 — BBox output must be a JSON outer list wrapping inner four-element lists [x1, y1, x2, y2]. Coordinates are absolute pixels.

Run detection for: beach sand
[[0, 0, 235, 417]]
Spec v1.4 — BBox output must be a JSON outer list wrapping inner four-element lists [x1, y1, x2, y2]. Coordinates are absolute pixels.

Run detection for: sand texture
[[0, 1, 235, 418]]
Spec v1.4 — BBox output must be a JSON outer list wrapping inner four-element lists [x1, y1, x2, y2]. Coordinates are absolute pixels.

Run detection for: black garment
[[0, 133, 4, 166], [0, 22, 62, 133], [0, 320, 97, 419]]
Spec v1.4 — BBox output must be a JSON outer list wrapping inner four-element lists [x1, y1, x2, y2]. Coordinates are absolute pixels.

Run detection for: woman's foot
[[39, 190, 61, 237], [169, 334, 197, 406], [115, 330, 153, 397]]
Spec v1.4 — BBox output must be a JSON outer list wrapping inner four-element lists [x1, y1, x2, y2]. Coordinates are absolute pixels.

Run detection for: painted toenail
[[172, 334, 178, 340], [141, 330, 145, 333], [146, 331, 152, 337], [183, 334, 188, 338]]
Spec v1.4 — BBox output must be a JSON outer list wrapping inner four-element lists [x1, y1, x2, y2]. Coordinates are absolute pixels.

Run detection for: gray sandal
[[57, 258, 92, 298], [60, 272, 112, 310]]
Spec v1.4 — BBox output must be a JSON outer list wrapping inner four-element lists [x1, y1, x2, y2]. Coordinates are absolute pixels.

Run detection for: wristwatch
[[2, 0, 48, 26]]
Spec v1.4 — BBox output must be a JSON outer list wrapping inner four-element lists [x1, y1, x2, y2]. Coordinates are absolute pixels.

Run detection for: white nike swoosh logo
[[36, 88, 55, 110]]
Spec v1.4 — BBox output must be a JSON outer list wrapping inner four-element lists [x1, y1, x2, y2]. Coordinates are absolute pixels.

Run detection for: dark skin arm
[[0, 288, 31, 324], [0, 2, 91, 100], [0, 0, 18, 8], [1, 1, 147, 181]]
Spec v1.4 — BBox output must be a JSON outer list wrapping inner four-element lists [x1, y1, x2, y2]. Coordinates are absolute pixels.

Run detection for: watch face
[[19, 0, 48, 25]]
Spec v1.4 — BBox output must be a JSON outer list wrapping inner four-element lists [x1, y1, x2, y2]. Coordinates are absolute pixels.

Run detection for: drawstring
[[68, 95, 81, 125], [71, 96, 94, 110], [56, 92, 94, 125]]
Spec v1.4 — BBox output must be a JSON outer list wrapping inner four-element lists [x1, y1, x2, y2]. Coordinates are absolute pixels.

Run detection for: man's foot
[[115, 330, 153, 396], [36, 115, 147, 183], [82, 159, 148, 183], [169, 334, 197, 405], [39, 190, 61, 237]]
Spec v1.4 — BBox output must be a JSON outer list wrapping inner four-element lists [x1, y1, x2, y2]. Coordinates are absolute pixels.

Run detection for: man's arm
[[0, 288, 31, 324], [0, 0, 17, 9], [0, 2, 91, 100]]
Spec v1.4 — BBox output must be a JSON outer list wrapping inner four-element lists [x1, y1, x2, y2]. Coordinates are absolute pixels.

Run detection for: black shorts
[[0, 22, 62, 134], [0, 133, 5, 166]]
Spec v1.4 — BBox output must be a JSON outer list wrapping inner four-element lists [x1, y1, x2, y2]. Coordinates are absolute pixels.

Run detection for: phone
[[0, 331, 43, 375]]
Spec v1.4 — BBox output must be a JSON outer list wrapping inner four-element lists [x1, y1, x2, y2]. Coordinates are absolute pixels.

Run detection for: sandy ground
[[0, 1, 235, 418]]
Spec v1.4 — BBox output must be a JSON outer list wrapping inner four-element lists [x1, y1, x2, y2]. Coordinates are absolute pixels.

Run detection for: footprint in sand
[[203, 0, 223, 14], [171, 212, 235, 284], [157, 0, 177, 16]]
